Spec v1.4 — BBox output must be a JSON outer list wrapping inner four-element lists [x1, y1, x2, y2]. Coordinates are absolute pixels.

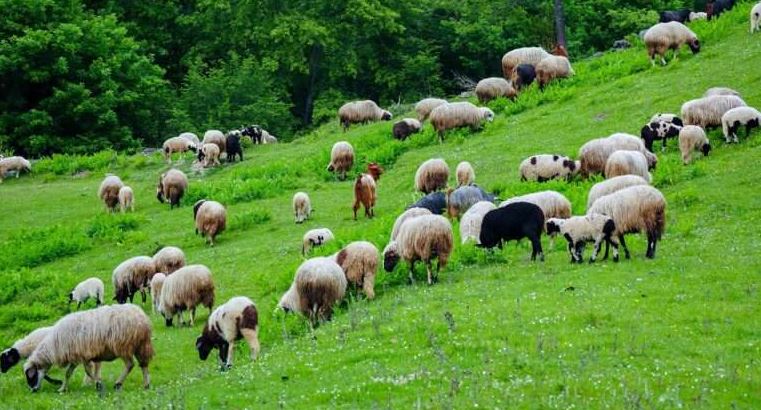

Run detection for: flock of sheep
[[1, 3, 760, 396]]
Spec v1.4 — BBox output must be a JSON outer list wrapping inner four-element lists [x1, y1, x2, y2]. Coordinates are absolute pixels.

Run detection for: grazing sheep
[[195, 296, 259, 370], [643, 22, 700, 66], [392, 118, 423, 140], [579, 133, 656, 177], [415, 158, 449, 194], [604, 150, 654, 182], [353, 173, 377, 220], [475, 77, 517, 103], [338, 100, 392, 131], [179, 132, 200, 147], [501, 47, 551, 79], [479, 202, 545, 261], [98, 175, 124, 212], [689, 11, 708, 21], [331, 241, 379, 299], [202, 130, 226, 154], [69, 278, 104, 310], [407, 192, 447, 215], [327, 141, 354, 180], [1, 327, 57, 379], [586, 175, 650, 210], [588, 185, 667, 260], [118, 186, 134, 213], [707, 0, 736, 20], [158, 265, 215, 327], [681, 95, 747, 129], [156, 169, 188, 209], [679, 125, 712, 164], [302, 228, 335, 255], [112, 256, 157, 304], [752, 3, 761, 33], [391, 208, 433, 241], [459, 201, 497, 244], [650, 113, 684, 127], [293, 192, 312, 224], [278, 257, 347, 324], [535, 55, 574, 90], [162, 136, 197, 162], [225, 131, 243, 163], [415, 98, 448, 121], [545, 214, 616, 263], [500, 191, 572, 221], [704, 87, 741, 98], [152, 246, 185, 274], [0, 156, 31, 182], [456, 161, 475, 187], [659, 9, 691, 23], [150, 273, 165, 314], [640, 120, 682, 151], [242, 125, 264, 144], [519, 154, 580, 182], [193, 200, 227, 246], [198, 143, 221, 167], [721, 106, 761, 143], [383, 215, 453, 285], [23, 304, 153, 392], [510, 64, 537, 90], [446, 185, 495, 219], [429, 102, 494, 142]]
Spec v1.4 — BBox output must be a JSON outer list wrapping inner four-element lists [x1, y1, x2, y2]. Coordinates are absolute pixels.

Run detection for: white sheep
[[149, 273, 166, 314], [643, 21, 700, 65], [681, 95, 747, 129], [475, 77, 517, 103], [158, 264, 215, 327], [390, 208, 433, 241], [545, 215, 616, 263], [455, 161, 475, 187], [586, 175, 650, 210], [415, 158, 449, 194], [383, 214, 453, 285], [501, 47, 551, 78], [535, 55, 574, 90], [579, 133, 656, 176], [500, 191, 572, 220], [0, 156, 31, 182], [179, 132, 200, 147], [721, 106, 761, 143], [199, 143, 221, 167], [302, 228, 335, 255], [704, 87, 741, 98], [156, 169, 188, 209], [331, 241, 379, 299], [193, 200, 227, 246], [752, 3, 761, 33], [429, 102, 494, 142], [118, 186, 134, 213], [327, 141, 354, 180], [68, 278, 104, 310], [679, 125, 711, 164], [98, 175, 124, 212], [459, 201, 497, 244], [195, 296, 260, 370], [338, 100, 392, 131], [519, 154, 579, 182], [293, 192, 312, 224], [162, 136, 197, 162], [278, 257, 347, 324], [415, 98, 448, 121], [689, 11, 708, 21], [112, 256, 156, 304], [202, 130, 226, 154], [604, 150, 654, 182], [152, 246, 186, 274]]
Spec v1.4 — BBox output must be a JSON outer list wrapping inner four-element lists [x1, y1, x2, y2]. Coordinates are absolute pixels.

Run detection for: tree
[[554, 0, 567, 47]]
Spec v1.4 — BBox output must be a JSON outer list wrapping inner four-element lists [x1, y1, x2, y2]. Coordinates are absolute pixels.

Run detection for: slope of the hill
[[0, 5, 760, 408]]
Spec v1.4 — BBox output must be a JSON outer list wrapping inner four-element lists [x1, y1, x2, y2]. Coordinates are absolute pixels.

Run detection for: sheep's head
[[381, 111, 393, 121], [482, 108, 495, 122], [688, 38, 700, 54], [701, 143, 712, 156], [545, 219, 563, 235], [644, 151, 658, 170], [383, 242, 400, 272], [367, 163, 384, 181], [156, 176, 165, 203], [113, 286, 130, 304], [23, 362, 46, 392], [195, 331, 215, 361], [0, 348, 20, 373]]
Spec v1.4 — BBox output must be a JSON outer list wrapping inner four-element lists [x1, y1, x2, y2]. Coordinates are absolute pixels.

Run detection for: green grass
[[1, 4, 761, 408]]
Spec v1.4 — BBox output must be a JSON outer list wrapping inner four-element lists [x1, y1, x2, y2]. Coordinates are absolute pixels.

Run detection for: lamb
[[689, 11, 708, 21], [331, 241, 379, 299], [118, 186, 134, 213], [475, 77, 517, 103], [0, 156, 31, 182], [578, 133, 657, 176], [162, 136, 197, 162], [501, 47, 551, 79], [643, 21, 700, 66], [704, 87, 741, 98], [456, 161, 475, 187], [659, 9, 691, 23], [152, 246, 186, 274], [156, 169, 188, 209], [198, 143, 221, 167], [415, 158, 449, 194], [69, 278, 104, 310], [392, 118, 423, 140], [391, 208, 433, 241], [640, 120, 682, 151], [707, 0, 736, 20], [679, 125, 712, 164], [500, 191, 572, 221], [202, 130, 226, 154], [586, 175, 650, 210], [407, 192, 447, 215], [366, 162, 384, 181], [752, 3, 761, 33], [721, 106, 761, 143], [193, 200, 227, 246], [604, 150, 654, 182], [277, 257, 347, 324], [293, 192, 312, 224], [98, 175, 124, 212], [195, 296, 259, 370], [429, 102, 494, 142], [158, 264, 215, 327], [149, 273, 165, 314], [446, 185, 495, 219], [112, 256, 157, 304], [535, 55, 574, 90], [23, 304, 153, 392], [353, 173, 377, 220], [1, 327, 57, 379], [225, 131, 243, 163], [338, 100, 392, 131], [587, 185, 667, 260], [459, 201, 497, 244], [302, 228, 335, 255], [327, 141, 354, 180], [414, 98, 448, 121], [383, 214, 453, 285], [519, 154, 579, 182], [545, 214, 616, 263], [510, 64, 537, 90], [650, 113, 684, 127], [479, 202, 545, 261], [681, 95, 747, 129]]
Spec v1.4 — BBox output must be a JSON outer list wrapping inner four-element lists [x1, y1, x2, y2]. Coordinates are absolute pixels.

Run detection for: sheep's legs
[[114, 358, 134, 390], [59, 363, 77, 393], [242, 328, 261, 361], [530, 237, 544, 261], [567, 241, 576, 263], [590, 238, 604, 262], [619, 235, 630, 259], [352, 200, 360, 220], [574, 242, 585, 264], [83, 362, 102, 391], [408, 262, 416, 285], [225, 342, 235, 369], [426, 261, 434, 285], [646, 233, 658, 259], [190, 307, 196, 326], [141, 365, 150, 389]]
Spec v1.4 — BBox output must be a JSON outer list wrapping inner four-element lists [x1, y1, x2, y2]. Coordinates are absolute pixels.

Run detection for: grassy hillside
[[1, 4, 760, 408]]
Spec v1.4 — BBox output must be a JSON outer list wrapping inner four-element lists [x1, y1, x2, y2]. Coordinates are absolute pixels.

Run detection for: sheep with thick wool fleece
[[158, 264, 215, 327], [150, 273, 165, 314], [429, 102, 494, 142], [459, 201, 496, 244], [152, 246, 186, 275], [475, 77, 517, 103], [156, 169, 188, 209], [479, 202, 545, 261], [604, 150, 654, 182], [198, 143, 221, 167], [721, 106, 761, 143], [332, 241, 379, 299], [681, 95, 746, 129], [704, 87, 741, 98], [415, 98, 447, 121], [643, 22, 700, 66], [338, 100, 392, 131], [415, 158, 449, 194], [578, 133, 655, 176], [679, 125, 711, 164], [162, 136, 197, 162], [202, 130, 226, 153], [1, 327, 52, 375], [0, 156, 31, 182], [69, 278, 104, 310], [383, 214, 453, 285], [179, 132, 200, 147], [501, 47, 551, 79], [98, 175, 124, 212], [446, 185, 496, 219], [456, 161, 475, 187], [500, 191, 572, 221], [278, 257, 347, 325], [586, 175, 650, 210], [118, 186, 134, 213], [545, 214, 616, 263], [391, 208, 433, 241], [392, 118, 422, 140], [195, 296, 259, 370], [519, 154, 579, 182], [302, 228, 334, 255], [407, 192, 446, 215], [293, 192, 312, 224], [327, 141, 354, 180], [112, 256, 157, 304], [536, 55, 574, 90], [193, 200, 227, 246]]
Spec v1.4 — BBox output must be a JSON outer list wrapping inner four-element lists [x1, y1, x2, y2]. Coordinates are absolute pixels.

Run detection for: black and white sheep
[[327, 141, 354, 180], [193, 200, 227, 246], [0, 156, 31, 182], [643, 21, 700, 66], [604, 150, 654, 182], [98, 175, 124, 212], [225, 131, 243, 162], [158, 264, 215, 327], [650, 113, 684, 127], [579, 133, 656, 176], [475, 77, 517, 103], [586, 175, 650, 210], [407, 192, 447, 215], [152, 246, 186, 274], [392, 118, 423, 140], [415, 158, 449, 194], [456, 161, 475, 187], [112, 256, 157, 304], [681, 95, 747, 129], [338, 100, 392, 131], [501, 47, 551, 79], [69, 278, 104, 310], [459, 201, 497, 244], [331, 241, 379, 299], [429, 102, 494, 142], [2, 327, 53, 377], [640, 119, 682, 151], [721, 106, 761, 143], [752, 3, 761, 33], [415, 98, 448, 121], [278, 257, 347, 324], [156, 169, 188, 209], [510, 64, 537, 90], [545, 214, 616, 263], [196, 296, 259, 370], [293, 192, 312, 224], [446, 185, 496, 219], [479, 202, 545, 261], [383, 214, 453, 285], [679, 125, 712, 164], [519, 154, 580, 182], [302, 228, 335, 255]]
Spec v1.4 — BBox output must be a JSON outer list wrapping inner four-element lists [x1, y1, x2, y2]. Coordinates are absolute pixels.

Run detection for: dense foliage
[[1, 0, 698, 155]]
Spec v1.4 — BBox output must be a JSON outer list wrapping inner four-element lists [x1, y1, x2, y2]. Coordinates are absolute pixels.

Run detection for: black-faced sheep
[[293, 192, 312, 224], [302, 228, 334, 255], [158, 264, 215, 327], [501, 47, 551, 79], [650, 113, 684, 127], [179, 132, 200, 147], [640, 120, 682, 152], [604, 150, 654, 182], [152, 246, 186, 274], [202, 130, 226, 154], [446, 185, 496, 219], [659, 9, 691, 23], [415, 158, 449, 194], [156, 169, 188, 209], [198, 143, 221, 167], [415, 98, 448, 121], [353, 173, 377, 220], [391, 208, 433, 241], [0, 156, 31, 183], [586, 175, 650, 210], [98, 175, 124, 212], [752, 3, 761, 33], [704, 87, 741, 98], [392, 118, 422, 140], [225, 131, 243, 162], [519, 154, 579, 182], [587, 185, 667, 260], [721, 106, 761, 143], [2, 327, 57, 380], [407, 192, 447, 215], [162, 136, 197, 162], [579, 133, 656, 177], [69, 278, 104, 310], [23, 304, 153, 392], [429, 102, 494, 142], [150, 273, 165, 314], [679, 125, 711, 164], [460, 201, 497, 244], [332, 241, 379, 299], [196, 296, 259, 370], [383, 214, 453, 285], [112, 256, 157, 304], [475, 77, 517, 103], [643, 22, 700, 66], [546, 214, 616, 263], [681, 95, 747, 129], [455, 161, 475, 187], [278, 257, 347, 325], [500, 191, 572, 221], [511, 64, 536, 90], [118, 186, 134, 213], [327, 141, 354, 180], [707, 0, 736, 20], [479, 202, 544, 261], [193, 200, 227, 246], [338, 100, 392, 131], [536, 56, 574, 90]]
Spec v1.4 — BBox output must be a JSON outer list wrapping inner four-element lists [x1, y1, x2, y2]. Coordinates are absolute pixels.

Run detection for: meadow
[[1, 4, 760, 408]]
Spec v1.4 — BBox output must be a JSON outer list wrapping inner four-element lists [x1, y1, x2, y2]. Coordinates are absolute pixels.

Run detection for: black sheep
[[242, 125, 263, 144], [407, 192, 446, 215], [479, 202, 544, 261], [707, 0, 735, 20], [659, 9, 691, 23], [640, 120, 682, 152], [392, 120, 420, 140], [513, 64, 536, 90], [226, 132, 243, 162]]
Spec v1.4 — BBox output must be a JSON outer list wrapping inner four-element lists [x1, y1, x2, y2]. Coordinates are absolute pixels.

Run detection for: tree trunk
[[553, 0, 567, 48], [302, 44, 322, 125]]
